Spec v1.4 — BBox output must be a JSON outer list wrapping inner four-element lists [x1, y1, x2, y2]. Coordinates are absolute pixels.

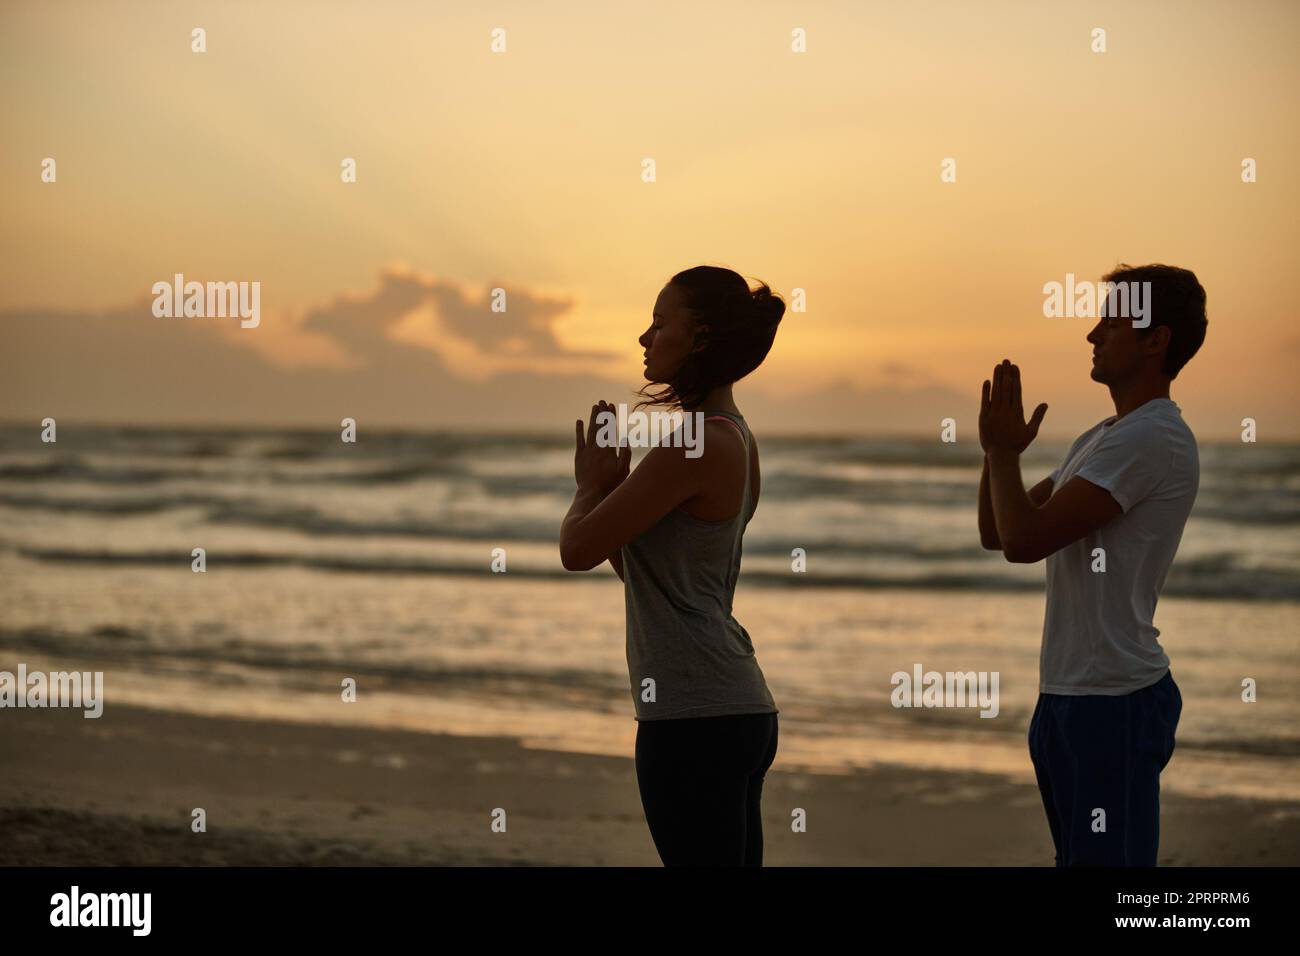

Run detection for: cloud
[[0, 269, 630, 429], [224, 264, 615, 379], [0, 267, 977, 435], [876, 361, 940, 388], [743, 376, 971, 436]]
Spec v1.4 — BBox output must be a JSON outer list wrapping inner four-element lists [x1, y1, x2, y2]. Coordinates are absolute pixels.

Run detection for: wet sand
[[1, 703, 1295, 866]]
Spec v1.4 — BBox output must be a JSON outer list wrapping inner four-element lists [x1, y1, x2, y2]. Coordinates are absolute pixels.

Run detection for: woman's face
[[639, 284, 700, 383]]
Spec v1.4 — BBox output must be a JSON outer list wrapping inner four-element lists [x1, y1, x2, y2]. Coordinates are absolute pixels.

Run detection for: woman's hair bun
[[750, 282, 786, 324]]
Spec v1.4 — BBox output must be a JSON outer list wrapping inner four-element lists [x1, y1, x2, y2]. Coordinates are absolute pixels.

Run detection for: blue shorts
[[1028, 670, 1182, 866]]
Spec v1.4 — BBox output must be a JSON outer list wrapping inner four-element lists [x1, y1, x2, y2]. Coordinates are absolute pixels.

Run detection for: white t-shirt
[[1040, 397, 1199, 695]]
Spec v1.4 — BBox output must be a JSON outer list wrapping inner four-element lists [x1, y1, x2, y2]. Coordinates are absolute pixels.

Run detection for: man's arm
[[979, 455, 1053, 550], [986, 449, 1121, 563], [981, 360, 1122, 563]]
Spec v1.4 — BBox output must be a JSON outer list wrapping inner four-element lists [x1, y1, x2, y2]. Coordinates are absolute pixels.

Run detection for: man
[[977, 263, 1207, 866]]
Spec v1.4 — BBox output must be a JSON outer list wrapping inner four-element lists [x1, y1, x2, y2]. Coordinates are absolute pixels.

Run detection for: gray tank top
[[621, 409, 779, 721]]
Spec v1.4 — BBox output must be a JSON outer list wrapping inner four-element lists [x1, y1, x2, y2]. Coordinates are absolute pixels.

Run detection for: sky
[[1, 0, 1297, 437]]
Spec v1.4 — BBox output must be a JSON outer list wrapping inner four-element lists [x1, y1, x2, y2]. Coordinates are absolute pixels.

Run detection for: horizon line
[[0, 418, 1294, 446]]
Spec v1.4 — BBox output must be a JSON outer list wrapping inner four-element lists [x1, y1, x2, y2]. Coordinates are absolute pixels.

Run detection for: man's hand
[[574, 400, 631, 496], [981, 360, 1048, 455]]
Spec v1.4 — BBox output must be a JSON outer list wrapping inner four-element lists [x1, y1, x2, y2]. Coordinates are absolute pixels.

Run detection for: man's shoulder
[[1063, 419, 1108, 455], [1102, 400, 1199, 497], [1108, 399, 1195, 447]]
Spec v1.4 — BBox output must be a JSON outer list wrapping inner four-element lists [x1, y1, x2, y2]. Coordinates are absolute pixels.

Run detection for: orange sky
[[2, 0, 1297, 437]]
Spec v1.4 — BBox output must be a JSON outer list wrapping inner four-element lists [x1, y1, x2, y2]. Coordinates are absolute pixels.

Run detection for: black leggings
[[634, 712, 779, 866]]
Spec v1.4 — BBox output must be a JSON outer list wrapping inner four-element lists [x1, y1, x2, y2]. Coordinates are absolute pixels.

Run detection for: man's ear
[[1145, 324, 1171, 358]]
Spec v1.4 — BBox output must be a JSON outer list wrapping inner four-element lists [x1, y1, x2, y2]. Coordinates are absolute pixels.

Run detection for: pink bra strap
[[703, 415, 745, 440]]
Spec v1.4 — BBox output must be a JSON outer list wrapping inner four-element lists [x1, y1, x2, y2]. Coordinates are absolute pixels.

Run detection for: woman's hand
[[574, 400, 631, 496]]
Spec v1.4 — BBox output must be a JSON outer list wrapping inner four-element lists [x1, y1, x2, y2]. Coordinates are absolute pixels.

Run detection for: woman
[[560, 265, 785, 866]]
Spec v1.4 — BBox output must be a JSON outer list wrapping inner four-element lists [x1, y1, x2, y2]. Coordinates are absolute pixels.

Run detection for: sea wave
[[4, 624, 1296, 759], [8, 544, 1299, 600]]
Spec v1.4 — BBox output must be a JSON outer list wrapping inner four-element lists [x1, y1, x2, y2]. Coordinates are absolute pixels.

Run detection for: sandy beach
[[3, 703, 1295, 866]]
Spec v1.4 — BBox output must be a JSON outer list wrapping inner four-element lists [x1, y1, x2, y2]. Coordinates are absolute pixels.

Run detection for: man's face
[[1086, 309, 1149, 385]]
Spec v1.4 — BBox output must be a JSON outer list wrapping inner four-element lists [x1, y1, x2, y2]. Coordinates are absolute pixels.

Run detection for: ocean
[[2, 424, 1297, 801]]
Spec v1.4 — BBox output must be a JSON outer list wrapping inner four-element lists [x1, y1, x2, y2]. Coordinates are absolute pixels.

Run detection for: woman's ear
[[691, 324, 710, 354]]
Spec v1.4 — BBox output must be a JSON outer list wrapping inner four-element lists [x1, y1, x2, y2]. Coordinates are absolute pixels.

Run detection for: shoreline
[[3, 703, 1296, 866]]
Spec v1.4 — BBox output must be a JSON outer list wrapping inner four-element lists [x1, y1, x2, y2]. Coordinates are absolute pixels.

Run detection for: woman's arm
[[561, 444, 703, 570], [560, 403, 704, 572], [560, 486, 625, 579]]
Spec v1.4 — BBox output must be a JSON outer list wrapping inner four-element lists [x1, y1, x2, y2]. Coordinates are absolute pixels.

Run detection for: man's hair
[[1103, 263, 1207, 379]]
